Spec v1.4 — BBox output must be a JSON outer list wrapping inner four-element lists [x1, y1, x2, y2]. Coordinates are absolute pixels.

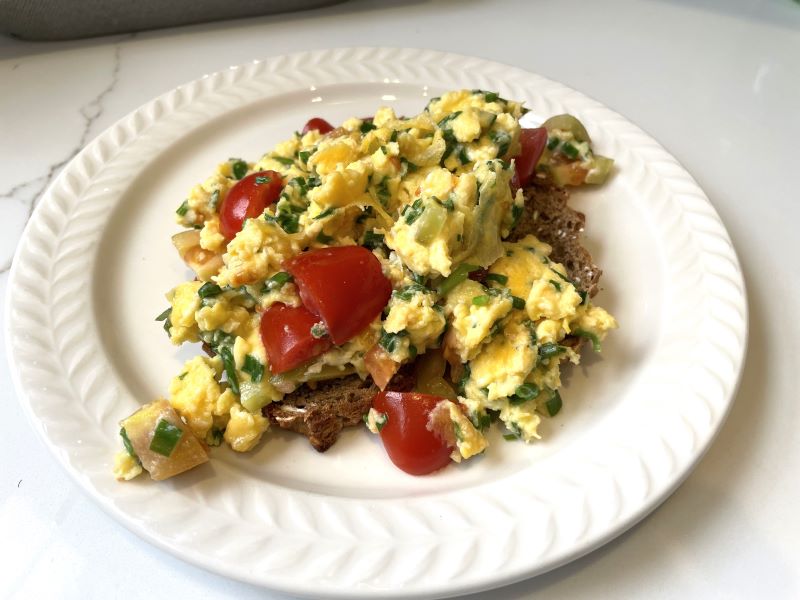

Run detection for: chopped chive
[[472, 295, 490, 306], [549, 279, 562, 292], [149, 419, 184, 457], [119, 427, 139, 462], [390, 130, 398, 142], [316, 231, 334, 244], [298, 150, 311, 163], [550, 268, 571, 283], [362, 230, 385, 250], [360, 121, 377, 134], [547, 136, 559, 151], [176, 200, 189, 216], [393, 283, 430, 301], [231, 160, 248, 179], [457, 363, 471, 395], [242, 354, 264, 383], [162, 317, 171, 335], [262, 271, 293, 293], [271, 156, 295, 166], [485, 273, 508, 286], [313, 207, 336, 220], [545, 390, 562, 416], [503, 433, 518, 441], [378, 328, 407, 354], [209, 189, 220, 211], [155, 307, 172, 322], [219, 345, 240, 396], [403, 198, 425, 225], [484, 91, 499, 103], [561, 142, 580, 159], [408, 344, 418, 360], [539, 342, 566, 360], [458, 145, 470, 164], [437, 263, 480, 296], [197, 282, 223, 299], [310, 322, 329, 339], [509, 383, 540, 405], [578, 290, 589, 305], [511, 296, 525, 310], [254, 175, 271, 185], [573, 329, 602, 353], [489, 129, 511, 158], [510, 204, 523, 229]]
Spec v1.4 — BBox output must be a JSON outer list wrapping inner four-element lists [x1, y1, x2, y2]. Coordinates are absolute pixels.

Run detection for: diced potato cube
[[120, 399, 209, 481]]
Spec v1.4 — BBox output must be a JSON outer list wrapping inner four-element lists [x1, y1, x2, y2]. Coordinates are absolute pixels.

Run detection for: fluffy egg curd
[[113, 89, 616, 481]]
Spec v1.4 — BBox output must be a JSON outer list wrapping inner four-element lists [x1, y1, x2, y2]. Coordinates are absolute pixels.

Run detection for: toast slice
[[264, 182, 603, 451]]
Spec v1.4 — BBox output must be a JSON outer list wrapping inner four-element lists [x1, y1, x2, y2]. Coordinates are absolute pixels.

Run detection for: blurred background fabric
[[0, 0, 346, 40]]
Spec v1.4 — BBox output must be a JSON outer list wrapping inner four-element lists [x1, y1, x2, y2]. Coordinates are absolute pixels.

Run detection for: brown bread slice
[[265, 182, 602, 451], [511, 180, 602, 298], [263, 367, 415, 452]]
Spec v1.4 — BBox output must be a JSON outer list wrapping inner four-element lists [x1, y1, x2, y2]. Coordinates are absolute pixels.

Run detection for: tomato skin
[[373, 392, 453, 475], [285, 246, 392, 345], [219, 170, 283, 241], [302, 117, 335, 135], [259, 303, 333, 374], [514, 127, 548, 188]]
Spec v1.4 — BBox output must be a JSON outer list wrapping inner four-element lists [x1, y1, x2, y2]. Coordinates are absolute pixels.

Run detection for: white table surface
[[2, 1, 799, 598]]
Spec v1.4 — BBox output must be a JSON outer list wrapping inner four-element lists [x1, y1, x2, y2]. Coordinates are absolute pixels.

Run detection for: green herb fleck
[[573, 329, 602, 353], [509, 383, 540, 405], [511, 296, 525, 310], [198, 282, 223, 299], [485, 273, 508, 286], [119, 428, 139, 462], [219, 345, 240, 396], [316, 231, 334, 244], [242, 355, 264, 383], [545, 390, 562, 416], [176, 200, 189, 216], [362, 230, 385, 250], [549, 279, 562, 292], [155, 307, 172, 322], [472, 295, 490, 306], [149, 419, 184, 457], [231, 160, 248, 179]]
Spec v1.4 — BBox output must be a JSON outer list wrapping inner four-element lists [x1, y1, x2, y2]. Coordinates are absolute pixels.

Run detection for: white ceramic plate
[[5, 48, 747, 598]]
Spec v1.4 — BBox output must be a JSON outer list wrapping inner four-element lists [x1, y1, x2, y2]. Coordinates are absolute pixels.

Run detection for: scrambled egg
[[118, 89, 617, 479]]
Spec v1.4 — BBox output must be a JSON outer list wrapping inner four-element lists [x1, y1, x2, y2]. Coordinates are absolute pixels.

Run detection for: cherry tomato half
[[219, 170, 283, 241], [302, 117, 335, 135], [514, 127, 548, 189], [259, 303, 333, 374], [372, 391, 453, 475], [285, 246, 392, 345]]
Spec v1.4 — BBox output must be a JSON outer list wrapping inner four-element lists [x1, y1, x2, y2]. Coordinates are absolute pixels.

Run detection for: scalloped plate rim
[[4, 47, 747, 598]]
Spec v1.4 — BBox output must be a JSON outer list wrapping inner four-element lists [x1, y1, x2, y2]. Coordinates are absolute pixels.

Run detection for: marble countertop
[[2, 1, 799, 598]]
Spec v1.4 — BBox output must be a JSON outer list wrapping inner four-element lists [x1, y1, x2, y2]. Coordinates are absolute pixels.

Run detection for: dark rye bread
[[511, 180, 602, 298], [265, 182, 603, 451], [263, 366, 415, 452]]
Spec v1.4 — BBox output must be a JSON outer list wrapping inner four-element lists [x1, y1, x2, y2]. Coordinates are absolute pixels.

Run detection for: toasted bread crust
[[267, 182, 602, 450], [512, 180, 602, 298], [263, 367, 415, 452]]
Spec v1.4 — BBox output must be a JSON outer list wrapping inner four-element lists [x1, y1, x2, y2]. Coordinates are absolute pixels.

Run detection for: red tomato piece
[[372, 391, 453, 475], [302, 117, 335, 135], [514, 127, 548, 188], [259, 303, 332, 374], [219, 170, 283, 241], [285, 246, 392, 345]]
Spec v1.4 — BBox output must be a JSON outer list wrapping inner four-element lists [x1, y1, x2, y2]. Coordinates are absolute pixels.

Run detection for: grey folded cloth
[[0, 0, 345, 40]]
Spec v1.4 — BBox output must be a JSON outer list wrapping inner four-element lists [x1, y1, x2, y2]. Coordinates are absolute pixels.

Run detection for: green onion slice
[[242, 354, 264, 383], [149, 419, 184, 457], [197, 282, 223, 299], [119, 427, 139, 462], [219, 345, 240, 396], [437, 263, 480, 295], [545, 390, 562, 417], [573, 329, 602, 353]]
